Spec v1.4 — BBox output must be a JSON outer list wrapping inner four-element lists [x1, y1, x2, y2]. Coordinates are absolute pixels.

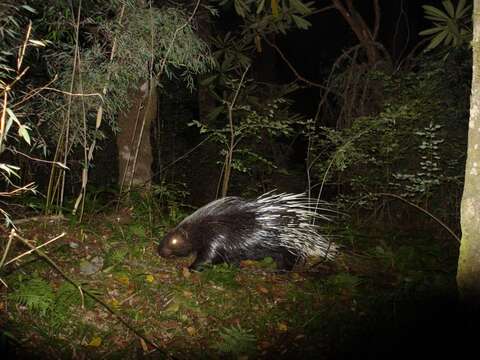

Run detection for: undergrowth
[[0, 195, 459, 358]]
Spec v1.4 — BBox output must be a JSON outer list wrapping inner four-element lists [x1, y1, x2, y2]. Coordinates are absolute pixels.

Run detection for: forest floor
[[0, 205, 468, 359]]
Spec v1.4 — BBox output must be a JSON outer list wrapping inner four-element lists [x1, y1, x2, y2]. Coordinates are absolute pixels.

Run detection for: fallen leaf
[[259, 340, 271, 349], [88, 336, 102, 347], [160, 320, 180, 330], [241, 260, 256, 267], [139, 338, 148, 352], [182, 267, 191, 278], [79, 256, 104, 275], [109, 299, 120, 309], [117, 274, 130, 285], [257, 286, 269, 294], [164, 300, 180, 313]]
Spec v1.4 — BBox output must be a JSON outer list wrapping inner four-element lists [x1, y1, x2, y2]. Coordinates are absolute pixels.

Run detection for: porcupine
[[157, 192, 337, 270]]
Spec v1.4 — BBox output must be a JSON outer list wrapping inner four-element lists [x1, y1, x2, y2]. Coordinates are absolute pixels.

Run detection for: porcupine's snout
[[158, 245, 172, 257]]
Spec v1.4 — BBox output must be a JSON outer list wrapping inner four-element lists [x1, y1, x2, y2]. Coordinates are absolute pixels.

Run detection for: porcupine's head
[[158, 227, 193, 258]]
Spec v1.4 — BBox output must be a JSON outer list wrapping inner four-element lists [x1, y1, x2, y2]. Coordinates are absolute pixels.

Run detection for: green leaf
[[0, 64, 14, 72], [442, 1, 455, 18], [271, 0, 279, 17], [4, 110, 13, 137], [234, 0, 248, 18], [200, 74, 218, 86], [207, 106, 225, 122], [424, 15, 446, 22], [456, 0, 471, 19], [456, 0, 466, 17], [419, 27, 444, 36], [256, 0, 266, 14], [0, 163, 20, 178], [18, 125, 31, 145], [426, 30, 448, 51], [291, 14, 311, 30], [444, 32, 453, 46], [21, 5, 37, 13], [6, 108, 20, 126], [28, 39, 47, 47], [422, 5, 449, 20], [8, 277, 55, 315], [289, 0, 312, 15]]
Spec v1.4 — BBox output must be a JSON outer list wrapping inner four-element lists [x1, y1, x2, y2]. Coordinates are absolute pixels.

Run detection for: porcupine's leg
[[189, 251, 211, 271], [273, 250, 299, 271], [189, 248, 239, 270], [189, 245, 227, 270]]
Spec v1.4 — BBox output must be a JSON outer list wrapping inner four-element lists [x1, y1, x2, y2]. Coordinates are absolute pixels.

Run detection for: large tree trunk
[[117, 81, 157, 192], [457, 0, 480, 307]]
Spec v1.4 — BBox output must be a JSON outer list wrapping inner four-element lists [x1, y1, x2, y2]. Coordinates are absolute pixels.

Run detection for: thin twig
[[11, 75, 59, 109], [372, 0, 380, 40], [17, 21, 32, 71], [0, 182, 36, 197], [261, 35, 327, 89], [8, 148, 69, 169], [9, 230, 168, 356], [0, 230, 15, 270], [221, 64, 251, 197], [374, 193, 460, 243], [40, 87, 103, 99], [0, 66, 30, 98], [11, 214, 65, 226], [4, 232, 65, 266]]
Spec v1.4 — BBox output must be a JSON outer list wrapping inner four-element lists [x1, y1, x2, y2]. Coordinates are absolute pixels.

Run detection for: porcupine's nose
[[158, 246, 172, 257]]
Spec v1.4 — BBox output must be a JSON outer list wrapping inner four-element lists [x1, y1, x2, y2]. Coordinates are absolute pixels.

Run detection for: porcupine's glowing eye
[[171, 238, 178, 245]]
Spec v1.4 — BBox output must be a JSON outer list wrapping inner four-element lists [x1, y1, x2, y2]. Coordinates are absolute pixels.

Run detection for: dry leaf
[[164, 300, 180, 313], [182, 267, 191, 278], [277, 322, 288, 332], [109, 299, 120, 309], [257, 286, 269, 294], [88, 336, 102, 347], [139, 338, 148, 352], [117, 274, 130, 285], [186, 326, 196, 336]]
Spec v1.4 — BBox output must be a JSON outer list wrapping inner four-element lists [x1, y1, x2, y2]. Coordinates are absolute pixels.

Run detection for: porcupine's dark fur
[[157, 192, 337, 270]]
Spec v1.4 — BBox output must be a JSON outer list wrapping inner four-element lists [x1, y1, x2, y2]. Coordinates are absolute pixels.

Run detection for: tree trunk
[[193, 6, 222, 202], [331, 0, 380, 65], [117, 81, 157, 192], [457, 0, 480, 307]]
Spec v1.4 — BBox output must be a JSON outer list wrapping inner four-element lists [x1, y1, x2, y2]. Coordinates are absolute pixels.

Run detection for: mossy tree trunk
[[457, 0, 480, 307], [117, 81, 157, 193]]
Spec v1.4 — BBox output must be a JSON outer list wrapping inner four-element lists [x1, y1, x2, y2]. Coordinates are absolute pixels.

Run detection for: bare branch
[[4, 232, 65, 266], [375, 193, 460, 243], [8, 148, 69, 169], [373, 0, 380, 40], [310, 5, 336, 16], [9, 229, 166, 354], [0, 182, 36, 197], [261, 36, 327, 89]]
